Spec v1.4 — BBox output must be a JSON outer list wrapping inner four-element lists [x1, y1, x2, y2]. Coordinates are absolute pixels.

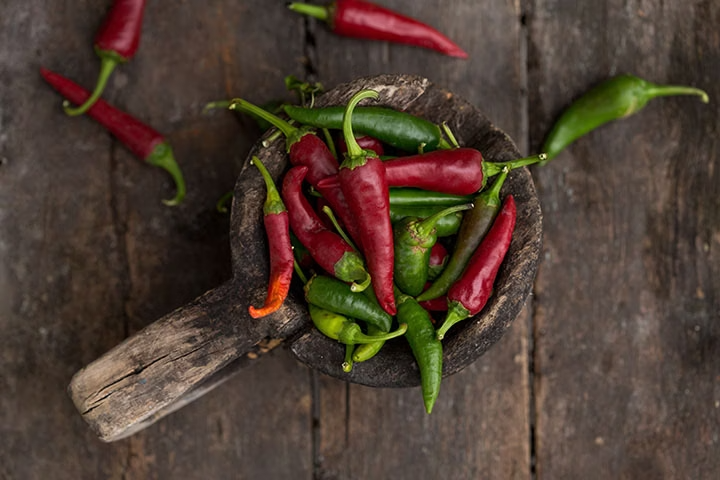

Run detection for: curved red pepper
[[288, 0, 467, 58], [64, 0, 147, 116], [282, 166, 370, 291], [228, 99, 339, 187], [384, 149, 545, 195], [248, 157, 295, 318], [40, 67, 185, 205], [338, 89, 396, 315], [436, 195, 516, 340]]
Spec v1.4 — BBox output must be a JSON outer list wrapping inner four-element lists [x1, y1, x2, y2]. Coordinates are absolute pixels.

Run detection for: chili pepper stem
[[287, 3, 330, 22], [63, 52, 121, 116], [229, 98, 302, 148], [322, 205, 358, 252], [483, 153, 547, 178], [294, 259, 308, 284], [643, 85, 709, 104], [203, 100, 232, 113], [337, 322, 408, 344], [146, 142, 186, 206], [342, 344, 354, 372], [414, 203, 474, 238], [342, 90, 380, 164], [440, 122, 460, 148], [216, 191, 233, 213], [436, 301, 470, 340]]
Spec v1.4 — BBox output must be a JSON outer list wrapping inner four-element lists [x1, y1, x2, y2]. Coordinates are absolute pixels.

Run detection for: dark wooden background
[[1, 0, 718, 478]]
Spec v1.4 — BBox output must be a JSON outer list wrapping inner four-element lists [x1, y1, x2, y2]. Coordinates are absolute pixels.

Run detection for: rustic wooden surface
[[0, 0, 717, 479]]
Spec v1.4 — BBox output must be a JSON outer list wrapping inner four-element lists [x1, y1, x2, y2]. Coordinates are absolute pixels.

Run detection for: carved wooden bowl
[[68, 74, 542, 442]]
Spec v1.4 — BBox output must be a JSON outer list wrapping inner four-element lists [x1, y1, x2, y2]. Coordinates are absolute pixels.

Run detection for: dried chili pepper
[[282, 166, 371, 291], [247, 157, 294, 318], [390, 204, 463, 237], [337, 89, 396, 315], [394, 204, 473, 296], [40, 67, 185, 205], [64, 0, 147, 116], [396, 289, 443, 414], [541, 74, 709, 163], [384, 150, 544, 195], [288, 0, 467, 58], [304, 275, 393, 332], [436, 195, 516, 340], [283, 104, 452, 153], [417, 167, 509, 302]]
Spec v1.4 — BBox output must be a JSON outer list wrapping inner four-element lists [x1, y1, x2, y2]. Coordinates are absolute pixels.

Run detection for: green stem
[[251, 156, 285, 215], [146, 142, 186, 206], [322, 128, 337, 159], [321, 205, 358, 251], [229, 98, 300, 146], [441, 122, 460, 148], [342, 344, 354, 373], [415, 203, 474, 238], [436, 302, 470, 340], [644, 84, 709, 104], [216, 191, 233, 213], [203, 100, 232, 113], [293, 259, 308, 285], [483, 153, 547, 177], [287, 2, 330, 22], [63, 54, 119, 116], [342, 89, 379, 164]]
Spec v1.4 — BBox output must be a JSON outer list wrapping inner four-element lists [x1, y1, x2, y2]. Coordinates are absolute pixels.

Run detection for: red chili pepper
[[64, 0, 147, 116], [337, 89, 396, 315], [428, 242, 449, 281], [282, 166, 371, 291], [384, 149, 545, 195], [229, 99, 339, 186], [288, 0, 467, 58], [40, 67, 186, 205], [436, 195, 516, 340], [418, 283, 449, 312], [226, 99, 367, 245], [248, 157, 295, 318]]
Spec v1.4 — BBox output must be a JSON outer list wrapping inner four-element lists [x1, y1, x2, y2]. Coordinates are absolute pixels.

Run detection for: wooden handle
[[67, 281, 280, 442]]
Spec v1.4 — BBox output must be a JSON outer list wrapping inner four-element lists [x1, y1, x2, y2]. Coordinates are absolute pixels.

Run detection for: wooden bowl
[[68, 74, 542, 441]]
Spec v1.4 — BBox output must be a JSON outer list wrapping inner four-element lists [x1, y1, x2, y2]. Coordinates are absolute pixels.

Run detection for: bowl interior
[[230, 74, 542, 388]]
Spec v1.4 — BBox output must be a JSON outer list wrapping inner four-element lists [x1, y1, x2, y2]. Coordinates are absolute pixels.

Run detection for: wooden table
[[1, 1, 718, 478]]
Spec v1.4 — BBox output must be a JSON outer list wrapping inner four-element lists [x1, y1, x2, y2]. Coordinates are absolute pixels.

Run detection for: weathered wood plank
[[310, 1, 532, 478], [528, 0, 720, 478]]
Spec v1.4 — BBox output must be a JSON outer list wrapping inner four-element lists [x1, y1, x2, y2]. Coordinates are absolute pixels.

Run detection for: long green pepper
[[396, 290, 443, 414], [541, 74, 709, 163]]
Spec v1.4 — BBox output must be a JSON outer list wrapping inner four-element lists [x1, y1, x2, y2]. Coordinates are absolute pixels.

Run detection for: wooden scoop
[[68, 74, 543, 442]]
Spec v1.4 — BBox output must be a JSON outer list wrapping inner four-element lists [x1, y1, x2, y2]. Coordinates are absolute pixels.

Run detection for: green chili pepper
[[389, 204, 464, 237], [416, 168, 508, 302], [541, 74, 709, 164], [309, 304, 407, 345], [283, 104, 452, 153], [389, 188, 473, 208], [396, 290, 443, 414], [351, 324, 387, 363], [304, 274, 394, 331], [394, 204, 473, 296], [309, 304, 406, 373]]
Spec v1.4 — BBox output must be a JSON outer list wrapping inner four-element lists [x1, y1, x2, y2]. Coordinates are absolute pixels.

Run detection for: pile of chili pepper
[[236, 88, 544, 414]]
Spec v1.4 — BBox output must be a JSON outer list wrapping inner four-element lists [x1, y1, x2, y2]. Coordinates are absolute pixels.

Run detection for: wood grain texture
[[528, 0, 720, 478], [2, 0, 719, 479]]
